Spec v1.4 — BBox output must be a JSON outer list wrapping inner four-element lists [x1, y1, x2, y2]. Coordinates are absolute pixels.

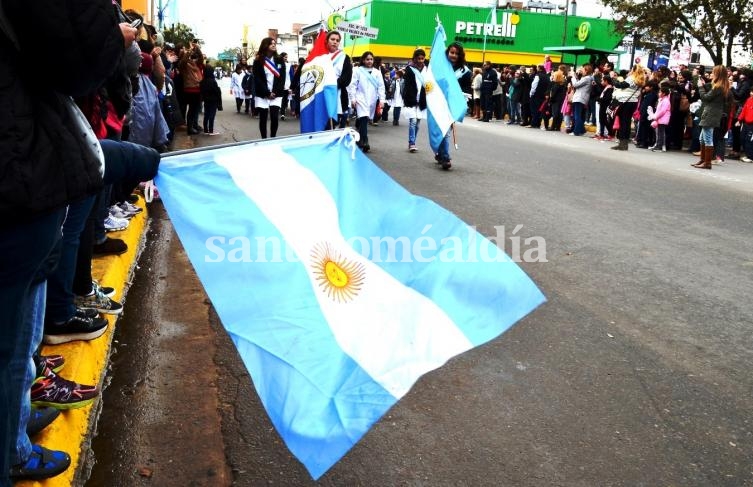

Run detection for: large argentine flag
[[426, 22, 468, 153], [154, 131, 545, 479], [299, 28, 338, 133]]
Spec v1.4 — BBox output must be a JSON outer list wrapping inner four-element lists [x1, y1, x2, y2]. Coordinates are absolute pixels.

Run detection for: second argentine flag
[[426, 22, 468, 153]]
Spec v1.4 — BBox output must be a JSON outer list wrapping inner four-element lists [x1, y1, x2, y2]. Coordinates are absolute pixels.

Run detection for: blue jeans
[[409, 118, 421, 146], [507, 100, 521, 123], [203, 102, 218, 133], [572, 102, 586, 135], [46, 196, 97, 323], [10, 282, 45, 465], [700, 126, 714, 146], [438, 132, 451, 161], [741, 123, 753, 158], [588, 98, 597, 125], [0, 209, 65, 479], [392, 107, 401, 124]]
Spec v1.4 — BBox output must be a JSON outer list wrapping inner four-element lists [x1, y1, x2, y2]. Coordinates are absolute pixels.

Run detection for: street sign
[[335, 21, 379, 40]]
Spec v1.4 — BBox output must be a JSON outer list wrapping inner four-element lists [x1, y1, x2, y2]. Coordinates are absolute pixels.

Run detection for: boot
[[610, 139, 628, 151], [693, 146, 713, 169], [691, 143, 706, 166]]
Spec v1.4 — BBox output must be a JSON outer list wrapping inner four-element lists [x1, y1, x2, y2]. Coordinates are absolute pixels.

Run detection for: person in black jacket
[[528, 64, 550, 129], [480, 61, 498, 122], [252, 37, 286, 138], [402, 49, 428, 151], [729, 69, 752, 158], [200, 65, 223, 135], [0, 0, 134, 482], [595, 75, 615, 139]]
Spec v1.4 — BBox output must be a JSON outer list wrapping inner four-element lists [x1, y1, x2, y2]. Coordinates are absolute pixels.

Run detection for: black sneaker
[[26, 407, 61, 437], [92, 280, 116, 298], [10, 444, 71, 480], [30, 365, 99, 410], [75, 287, 123, 315], [38, 354, 65, 373], [43, 313, 109, 345], [92, 237, 128, 256]]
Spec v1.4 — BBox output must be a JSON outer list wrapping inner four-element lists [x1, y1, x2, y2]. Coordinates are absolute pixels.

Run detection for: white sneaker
[[104, 214, 129, 232], [109, 205, 132, 220], [741, 156, 752, 163], [117, 201, 142, 216]]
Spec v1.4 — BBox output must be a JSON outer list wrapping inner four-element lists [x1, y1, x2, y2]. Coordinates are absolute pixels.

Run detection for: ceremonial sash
[[455, 65, 470, 80], [264, 57, 281, 78], [409, 66, 425, 103], [331, 50, 345, 76], [361, 67, 381, 91]]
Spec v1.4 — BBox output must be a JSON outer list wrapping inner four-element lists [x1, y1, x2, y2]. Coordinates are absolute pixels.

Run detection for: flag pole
[[452, 123, 458, 150]]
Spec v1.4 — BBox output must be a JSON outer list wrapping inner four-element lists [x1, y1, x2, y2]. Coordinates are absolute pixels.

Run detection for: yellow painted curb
[[17, 196, 149, 487]]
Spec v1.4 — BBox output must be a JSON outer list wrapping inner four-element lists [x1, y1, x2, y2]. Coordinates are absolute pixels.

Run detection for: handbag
[[538, 99, 551, 116], [605, 99, 620, 128]]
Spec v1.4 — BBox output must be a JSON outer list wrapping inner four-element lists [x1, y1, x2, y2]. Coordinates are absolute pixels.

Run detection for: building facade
[[339, 0, 623, 66]]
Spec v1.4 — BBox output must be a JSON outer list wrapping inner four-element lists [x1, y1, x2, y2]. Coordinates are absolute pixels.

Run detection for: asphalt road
[[88, 84, 753, 487]]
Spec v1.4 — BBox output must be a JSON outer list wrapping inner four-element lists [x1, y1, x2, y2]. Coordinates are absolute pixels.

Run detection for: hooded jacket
[[0, 0, 124, 226]]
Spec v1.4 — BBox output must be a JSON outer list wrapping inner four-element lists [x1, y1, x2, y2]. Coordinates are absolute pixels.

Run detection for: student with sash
[[347, 51, 386, 153], [252, 37, 286, 138], [325, 30, 352, 129], [402, 48, 428, 153]]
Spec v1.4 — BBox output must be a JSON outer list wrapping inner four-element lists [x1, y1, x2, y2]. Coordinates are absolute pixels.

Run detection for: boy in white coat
[[347, 51, 385, 153]]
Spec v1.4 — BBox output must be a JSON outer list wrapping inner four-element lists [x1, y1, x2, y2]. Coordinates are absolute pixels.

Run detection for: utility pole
[[561, 0, 569, 46]]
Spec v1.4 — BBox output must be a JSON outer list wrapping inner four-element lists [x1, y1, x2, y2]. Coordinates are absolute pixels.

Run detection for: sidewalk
[[16, 197, 150, 487]]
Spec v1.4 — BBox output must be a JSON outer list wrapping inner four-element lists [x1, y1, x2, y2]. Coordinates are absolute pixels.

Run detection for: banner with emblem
[[299, 26, 338, 133], [154, 130, 545, 479]]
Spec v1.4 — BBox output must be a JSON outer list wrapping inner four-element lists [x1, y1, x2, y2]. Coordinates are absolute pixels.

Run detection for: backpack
[[385, 78, 394, 99], [160, 77, 183, 138], [241, 73, 252, 95]]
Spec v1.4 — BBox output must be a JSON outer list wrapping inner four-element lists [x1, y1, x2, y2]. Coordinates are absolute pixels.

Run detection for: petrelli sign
[[455, 14, 518, 38]]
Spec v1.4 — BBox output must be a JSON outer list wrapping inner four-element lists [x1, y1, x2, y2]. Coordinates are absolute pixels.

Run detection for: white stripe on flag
[[424, 67, 455, 144], [215, 146, 473, 398]]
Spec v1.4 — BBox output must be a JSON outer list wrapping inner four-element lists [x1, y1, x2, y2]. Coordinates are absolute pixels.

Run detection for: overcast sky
[[172, 0, 606, 56]]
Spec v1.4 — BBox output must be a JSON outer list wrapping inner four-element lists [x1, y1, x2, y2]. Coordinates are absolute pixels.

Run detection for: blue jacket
[[129, 74, 169, 148]]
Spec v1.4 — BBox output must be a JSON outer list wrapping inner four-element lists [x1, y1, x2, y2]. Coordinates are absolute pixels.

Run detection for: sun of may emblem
[[311, 242, 365, 303], [424, 81, 434, 94]]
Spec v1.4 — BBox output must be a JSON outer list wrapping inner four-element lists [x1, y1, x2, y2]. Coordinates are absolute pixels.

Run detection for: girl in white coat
[[347, 51, 385, 152], [230, 65, 246, 113]]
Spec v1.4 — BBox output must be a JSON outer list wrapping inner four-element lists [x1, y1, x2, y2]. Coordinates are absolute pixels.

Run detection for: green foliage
[[600, 0, 753, 66], [163, 23, 198, 50]]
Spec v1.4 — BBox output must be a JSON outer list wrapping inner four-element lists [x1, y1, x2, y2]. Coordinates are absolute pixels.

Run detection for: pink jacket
[[652, 96, 671, 125]]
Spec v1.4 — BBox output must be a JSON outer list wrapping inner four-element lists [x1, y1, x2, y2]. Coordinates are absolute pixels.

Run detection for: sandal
[[10, 444, 70, 480]]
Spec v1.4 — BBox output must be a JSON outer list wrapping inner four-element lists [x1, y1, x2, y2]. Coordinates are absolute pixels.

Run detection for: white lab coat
[[347, 66, 385, 119], [230, 71, 245, 99]]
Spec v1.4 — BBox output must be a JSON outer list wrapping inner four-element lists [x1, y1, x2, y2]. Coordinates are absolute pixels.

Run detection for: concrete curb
[[16, 196, 150, 487]]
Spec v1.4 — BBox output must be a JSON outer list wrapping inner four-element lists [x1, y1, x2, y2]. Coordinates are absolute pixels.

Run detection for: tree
[[600, 0, 753, 66], [163, 22, 199, 50]]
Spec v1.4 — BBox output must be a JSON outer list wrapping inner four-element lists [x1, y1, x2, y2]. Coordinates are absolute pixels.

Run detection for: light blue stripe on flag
[[154, 131, 545, 479]]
